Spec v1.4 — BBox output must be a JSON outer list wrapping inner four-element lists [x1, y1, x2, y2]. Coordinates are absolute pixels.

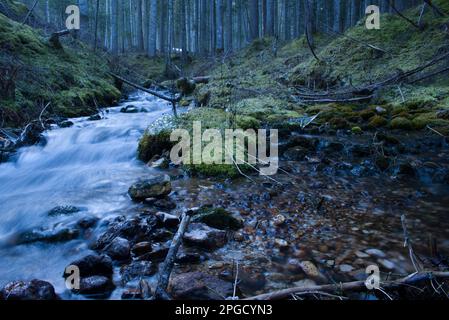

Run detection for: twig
[[398, 85, 406, 103], [38, 102, 51, 129], [427, 125, 446, 137], [401, 215, 422, 273], [245, 271, 449, 300]]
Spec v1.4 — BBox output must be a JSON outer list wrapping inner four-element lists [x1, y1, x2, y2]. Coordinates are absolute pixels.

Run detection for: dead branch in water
[[109, 72, 180, 117], [154, 208, 196, 300], [245, 271, 449, 300]]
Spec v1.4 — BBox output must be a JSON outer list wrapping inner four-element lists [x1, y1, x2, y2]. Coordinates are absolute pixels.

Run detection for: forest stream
[[0, 91, 448, 300]]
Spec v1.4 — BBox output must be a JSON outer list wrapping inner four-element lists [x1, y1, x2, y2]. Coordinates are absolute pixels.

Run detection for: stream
[[0, 90, 449, 299], [0, 92, 172, 297]]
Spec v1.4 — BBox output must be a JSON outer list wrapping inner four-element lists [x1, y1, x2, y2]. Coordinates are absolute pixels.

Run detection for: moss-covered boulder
[[138, 130, 173, 163], [390, 117, 413, 130]]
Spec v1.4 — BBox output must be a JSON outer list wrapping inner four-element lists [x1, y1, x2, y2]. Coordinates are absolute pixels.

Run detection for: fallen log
[[109, 73, 180, 117], [246, 271, 449, 300], [154, 208, 198, 300]]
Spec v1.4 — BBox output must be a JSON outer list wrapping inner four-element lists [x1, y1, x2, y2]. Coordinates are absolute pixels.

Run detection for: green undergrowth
[[0, 11, 121, 126]]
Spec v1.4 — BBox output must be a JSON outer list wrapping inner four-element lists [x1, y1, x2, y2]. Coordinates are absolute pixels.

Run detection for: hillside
[[0, 6, 120, 127]]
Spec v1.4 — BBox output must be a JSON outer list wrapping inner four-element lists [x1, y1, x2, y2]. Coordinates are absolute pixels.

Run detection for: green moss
[[351, 126, 363, 134], [184, 163, 245, 179], [138, 130, 173, 162], [0, 13, 121, 127], [368, 115, 388, 128], [235, 115, 261, 130], [390, 117, 414, 130]]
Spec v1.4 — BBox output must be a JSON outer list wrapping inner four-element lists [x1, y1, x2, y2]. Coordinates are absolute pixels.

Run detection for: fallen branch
[[154, 208, 196, 300], [245, 271, 449, 300], [38, 102, 51, 130], [109, 72, 180, 117]]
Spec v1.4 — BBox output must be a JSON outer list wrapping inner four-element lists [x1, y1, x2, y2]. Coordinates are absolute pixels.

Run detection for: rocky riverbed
[[1, 93, 449, 300]]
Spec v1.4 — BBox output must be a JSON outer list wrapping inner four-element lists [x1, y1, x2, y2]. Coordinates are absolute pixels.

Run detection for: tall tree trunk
[[249, 0, 259, 41]]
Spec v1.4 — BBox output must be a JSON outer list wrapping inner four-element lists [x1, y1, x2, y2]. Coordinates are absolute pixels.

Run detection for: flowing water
[[1, 90, 449, 299], [0, 92, 172, 294]]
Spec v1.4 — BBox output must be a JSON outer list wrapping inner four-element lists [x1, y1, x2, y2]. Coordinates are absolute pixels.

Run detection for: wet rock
[[94, 215, 159, 250], [298, 261, 327, 282], [76, 216, 99, 229], [59, 120, 74, 128], [375, 106, 387, 114], [274, 239, 289, 250], [144, 197, 177, 210], [77, 276, 115, 297], [65, 254, 113, 278], [339, 264, 354, 273], [106, 237, 131, 261], [355, 251, 370, 259], [0, 280, 58, 300], [14, 226, 80, 245], [121, 288, 144, 300], [378, 259, 395, 270], [183, 223, 227, 250], [365, 249, 386, 258], [131, 242, 153, 257], [293, 279, 317, 288], [240, 267, 266, 291], [48, 205, 82, 217], [192, 207, 243, 231], [88, 114, 102, 121], [120, 105, 140, 113], [155, 212, 180, 228], [273, 214, 286, 227], [396, 162, 417, 177], [149, 157, 170, 169], [120, 261, 156, 282], [138, 242, 170, 262], [283, 146, 308, 161], [176, 249, 203, 264], [169, 272, 233, 300], [128, 175, 172, 201]]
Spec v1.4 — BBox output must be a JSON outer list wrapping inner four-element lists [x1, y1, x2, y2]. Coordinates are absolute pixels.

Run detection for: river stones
[[191, 206, 243, 231], [131, 242, 153, 257], [64, 254, 115, 297], [77, 276, 115, 296], [47, 205, 82, 217], [155, 212, 180, 228], [14, 226, 80, 245], [105, 237, 131, 261], [0, 280, 58, 300], [183, 223, 227, 250], [65, 254, 113, 278], [169, 272, 233, 300], [120, 261, 156, 283], [128, 175, 172, 201]]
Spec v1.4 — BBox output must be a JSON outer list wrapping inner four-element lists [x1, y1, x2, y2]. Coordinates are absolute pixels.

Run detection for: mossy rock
[[330, 117, 349, 130], [351, 126, 363, 134], [235, 115, 261, 130], [184, 163, 246, 179], [192, 206, 243, 231], [368, 115, 388, 128], [138, 130, 173, 163], [390, 117, 414, 130]]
